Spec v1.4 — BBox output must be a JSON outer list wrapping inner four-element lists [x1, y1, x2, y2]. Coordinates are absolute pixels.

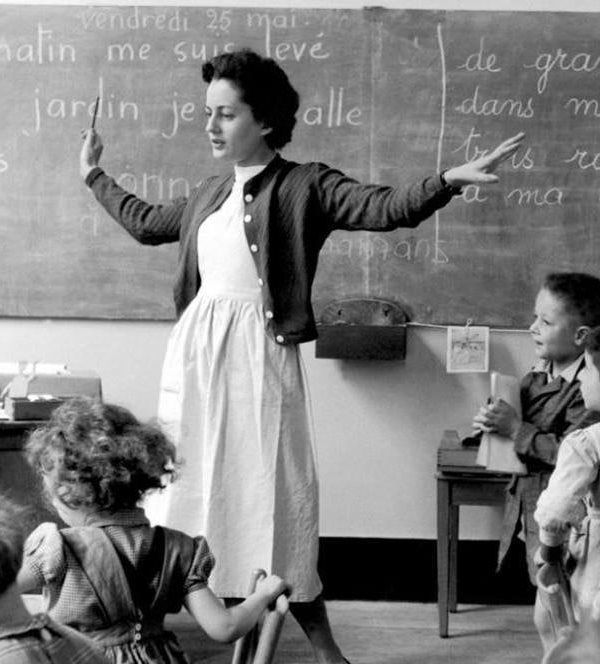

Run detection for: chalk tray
[[315, 298, 408, 360]]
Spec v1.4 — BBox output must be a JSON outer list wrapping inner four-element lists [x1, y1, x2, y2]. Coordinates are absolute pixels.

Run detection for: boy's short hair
[[543, 272, 600, 327], [0, 498, 24, 594], [586, 326, 600, 356]]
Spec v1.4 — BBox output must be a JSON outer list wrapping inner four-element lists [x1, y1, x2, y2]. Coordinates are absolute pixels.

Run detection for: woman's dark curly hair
[[0, 498, 24, 594], [25, 397, 177, 512], [202, 49, 300, 150]]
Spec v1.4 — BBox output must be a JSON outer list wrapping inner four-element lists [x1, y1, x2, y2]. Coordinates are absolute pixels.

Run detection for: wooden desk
[[436, 430, 511, 638], [0, 420, 59, 534], [0, 420, 36, 449]]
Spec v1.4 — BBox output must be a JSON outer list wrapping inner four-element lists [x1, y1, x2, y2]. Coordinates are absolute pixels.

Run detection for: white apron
[[147, 164, 322, 601]]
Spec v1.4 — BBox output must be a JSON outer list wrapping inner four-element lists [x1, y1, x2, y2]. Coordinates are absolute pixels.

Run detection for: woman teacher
[[80, 49, 524, 664]]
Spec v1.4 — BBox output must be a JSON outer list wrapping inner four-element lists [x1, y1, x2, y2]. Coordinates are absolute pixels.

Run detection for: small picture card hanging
[[446, 320, 489, 373]]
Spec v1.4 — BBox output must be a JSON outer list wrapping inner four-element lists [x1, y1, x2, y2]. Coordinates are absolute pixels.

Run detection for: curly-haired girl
[[17, 397, 287, 664]]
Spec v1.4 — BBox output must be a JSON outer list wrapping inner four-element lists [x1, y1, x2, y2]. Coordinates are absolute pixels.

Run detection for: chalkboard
[[1, 6, 600, 326]]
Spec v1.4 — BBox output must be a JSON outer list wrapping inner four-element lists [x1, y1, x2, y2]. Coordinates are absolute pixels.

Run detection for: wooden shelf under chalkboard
[[315, 298, 407, 360]]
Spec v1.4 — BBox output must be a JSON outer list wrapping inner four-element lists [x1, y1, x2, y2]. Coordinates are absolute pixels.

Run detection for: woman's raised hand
[[80, 129, 104, 180], [443, 132, 525, 187]]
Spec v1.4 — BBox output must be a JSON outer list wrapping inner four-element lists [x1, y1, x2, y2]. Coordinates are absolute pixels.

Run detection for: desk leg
[[449, 504, 459, 613], [436, 478, 450, 638]]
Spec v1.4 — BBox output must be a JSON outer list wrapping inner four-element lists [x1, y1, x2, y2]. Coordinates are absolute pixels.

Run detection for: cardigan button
[[276, 335, 285, 344], [244, 194, 253, 203], [244, 214, 252, 223], [250, 244, 258, 253], [258, 278, 264, 286], [265, 310, 274, 319]]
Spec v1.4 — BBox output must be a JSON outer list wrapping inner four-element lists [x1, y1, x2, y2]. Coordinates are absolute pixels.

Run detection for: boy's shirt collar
[[534, 354, 584, 383]]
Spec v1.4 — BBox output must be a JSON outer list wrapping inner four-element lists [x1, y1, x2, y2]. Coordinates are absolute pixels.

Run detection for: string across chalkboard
[[1, 6, 599, 326]]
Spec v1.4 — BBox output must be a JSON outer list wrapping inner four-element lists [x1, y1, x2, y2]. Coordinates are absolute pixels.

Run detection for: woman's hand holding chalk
[[79, 94, 102, 179], [79, 125, 103, 180]]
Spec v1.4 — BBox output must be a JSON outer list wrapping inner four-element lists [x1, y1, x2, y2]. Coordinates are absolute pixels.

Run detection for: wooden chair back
[[231, 569, 289, 664]]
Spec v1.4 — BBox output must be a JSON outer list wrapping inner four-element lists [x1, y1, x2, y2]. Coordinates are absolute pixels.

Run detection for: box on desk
[[1, 370, 102, 420], [0, 371, 102, 399], [4, 396, 65, 421]]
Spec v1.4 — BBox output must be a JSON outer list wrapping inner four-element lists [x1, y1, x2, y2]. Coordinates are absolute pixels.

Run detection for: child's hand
[[255, 574, 288, 602], [472, 399, 521, 438], [80, 129, 103, 180], [472, 402, 493, 434]]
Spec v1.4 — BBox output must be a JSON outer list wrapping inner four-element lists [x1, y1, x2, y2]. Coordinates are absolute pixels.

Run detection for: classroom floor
[[167, 601, 543, 664]]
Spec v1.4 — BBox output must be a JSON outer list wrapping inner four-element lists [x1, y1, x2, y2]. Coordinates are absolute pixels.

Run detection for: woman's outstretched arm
[[79, 129, 187, 245]]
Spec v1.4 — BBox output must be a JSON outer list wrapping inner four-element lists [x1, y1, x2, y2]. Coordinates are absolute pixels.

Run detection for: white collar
[[234, 162, 269, 185], [547, 355, 584, 383]]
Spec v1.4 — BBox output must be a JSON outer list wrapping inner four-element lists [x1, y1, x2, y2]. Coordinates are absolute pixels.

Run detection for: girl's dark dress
[[22, 508, 214, 664]]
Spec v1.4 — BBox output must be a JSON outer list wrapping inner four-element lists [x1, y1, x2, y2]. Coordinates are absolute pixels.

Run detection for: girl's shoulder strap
[[150, 526, 197, 613], [104, 527, 163, 617], [60, 527, 136, 623]]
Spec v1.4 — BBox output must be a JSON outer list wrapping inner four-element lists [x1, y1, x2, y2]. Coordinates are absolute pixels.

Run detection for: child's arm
[[513, 374, 597, 466], [16, 522, 63, 594], [534, 427, 600, 547], [474, 390, 598, 466], [183, 574, 288, 643], [515, 409, 598, 467]]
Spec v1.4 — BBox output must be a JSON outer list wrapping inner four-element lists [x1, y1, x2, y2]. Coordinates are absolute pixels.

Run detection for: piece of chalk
[[91, 95, 100, 129]]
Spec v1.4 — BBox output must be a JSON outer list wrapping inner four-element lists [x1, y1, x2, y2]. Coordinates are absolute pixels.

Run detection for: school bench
[[436, 430, 511, 637]]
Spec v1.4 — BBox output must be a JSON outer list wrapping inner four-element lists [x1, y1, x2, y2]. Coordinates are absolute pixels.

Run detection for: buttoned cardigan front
[[86, 155, 456, 345]]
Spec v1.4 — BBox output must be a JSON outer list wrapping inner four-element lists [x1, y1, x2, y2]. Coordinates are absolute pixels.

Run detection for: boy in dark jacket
[[472, 272, 600, 584]]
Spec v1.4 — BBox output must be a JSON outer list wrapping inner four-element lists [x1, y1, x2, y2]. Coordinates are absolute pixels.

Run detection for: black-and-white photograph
[[0, 1, 598, 662]]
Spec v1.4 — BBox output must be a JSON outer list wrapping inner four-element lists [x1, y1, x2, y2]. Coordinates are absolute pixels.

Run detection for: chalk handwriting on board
[[565, 148, 600, 171], [565, 97, 600, 118], [321, 235, 449, 266], [523, 49, 600, 95], [79, 7, 190, 31], [2, 6, 600, 325], [246, 12, 330, 62], [26, 77, 139, 135], [457, 37, 501, 73], [455, 86, 535, 119], [0, 23, 76, 63]]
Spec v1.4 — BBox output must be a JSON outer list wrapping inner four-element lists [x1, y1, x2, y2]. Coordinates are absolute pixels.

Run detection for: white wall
[[0, 317, 533, 539], [1, 0, 595, 541]]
